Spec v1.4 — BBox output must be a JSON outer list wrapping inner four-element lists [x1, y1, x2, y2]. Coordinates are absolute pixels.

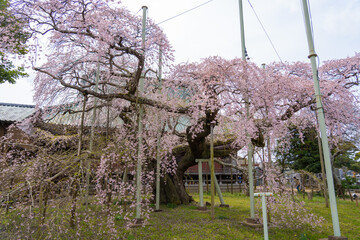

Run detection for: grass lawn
[[1, 192, 359, 239]]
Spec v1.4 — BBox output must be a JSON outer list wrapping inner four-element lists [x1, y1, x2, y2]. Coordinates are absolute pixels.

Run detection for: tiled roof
[[42, 102, 123, 127], [0, 102, 36, 122], [0, 101, 189, 132]]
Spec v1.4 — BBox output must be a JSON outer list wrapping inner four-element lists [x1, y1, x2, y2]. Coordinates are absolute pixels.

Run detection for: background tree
[[276, 127, 359, 173], [352, 152, 360, 172], [332, 141, 358, 171], [0, 0, 28, 84], [276, 126, 321, 173]]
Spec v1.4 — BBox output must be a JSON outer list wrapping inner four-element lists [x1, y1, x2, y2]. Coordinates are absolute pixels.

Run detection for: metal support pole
[[197, 160, 204, 207], [155, 125, 161, 211], [135, 5, 148, 220], [85, 59, 100, 206], [122, 168, 128, 182], [248, 144, 255, 217], [198, 159, 227, 206], [314, 112, 329, 208], [254, 192, 273, 240], [238, 0, 246, 60], [155, 44, 163, 212], [210, 124, 215, 219], [300, 0, 341, 237], [89, 60, 100, 152], [261, 194, 268, 240], [230, 167, 233, 194], [238, 0, 255, 218], [158, 44, 163, 89], [77, 95, 87, 156]]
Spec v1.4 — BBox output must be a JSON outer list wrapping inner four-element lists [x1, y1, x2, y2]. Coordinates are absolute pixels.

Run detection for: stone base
[[242, 218, 262, 229], [246, 217, 260, 224], [197, 206, 207, 211], [128, 218, 147, 228], [319, 236, 348, 240], [328, 236, 348, 240], [220, 204, 229, 208]]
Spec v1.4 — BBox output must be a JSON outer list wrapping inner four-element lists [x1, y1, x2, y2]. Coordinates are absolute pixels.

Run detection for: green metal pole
[[261, 194, 268, 240], [155, 44, 163, 211], [155, 125, 161, 211], [247, 131, 255, 218], [238, 0, 246, 60], [158, 44, 163, 89], [261, 64, 272, 168], [238, 0, 255, 218], [85, 59, 100, 206], [198, 160, 204, 207], [315, 113, 329, 208], [210, 124, 215, 219], [300, 0, 341, 236], [89, 60, 100, 153], [254, 192, 272, 240], [135, 5, 148, 220], [77, 95, 87, 156]]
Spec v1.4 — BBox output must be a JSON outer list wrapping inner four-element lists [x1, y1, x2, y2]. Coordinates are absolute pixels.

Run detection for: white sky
[[1, 0, 359, 105]]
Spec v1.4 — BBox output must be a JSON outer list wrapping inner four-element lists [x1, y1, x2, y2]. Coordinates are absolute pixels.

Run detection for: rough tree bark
[[159, 111, 264, 204], [160, 112, 216, 204]]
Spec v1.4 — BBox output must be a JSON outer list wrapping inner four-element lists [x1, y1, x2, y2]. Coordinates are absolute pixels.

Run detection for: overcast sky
[[1, 0, 359, 105]]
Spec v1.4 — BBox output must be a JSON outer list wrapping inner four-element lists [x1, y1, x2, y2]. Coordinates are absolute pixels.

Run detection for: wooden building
[[184, 157, 243, 185], [0, 102, 36, 138]]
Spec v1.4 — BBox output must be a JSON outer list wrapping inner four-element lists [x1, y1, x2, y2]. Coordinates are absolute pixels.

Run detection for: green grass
[[1, 193, 359, 239]]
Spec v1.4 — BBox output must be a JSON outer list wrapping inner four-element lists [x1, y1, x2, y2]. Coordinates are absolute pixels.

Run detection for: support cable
[[247, 0, 284, 65], [157, 0, 215, 25], [134, 8, 142, 16]]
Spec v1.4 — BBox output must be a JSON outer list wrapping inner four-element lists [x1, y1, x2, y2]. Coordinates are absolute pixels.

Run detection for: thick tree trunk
[[159, 142, 244, 204], [158, 111, 263, 204], [160, 146, 197, 204], [160, 138, 236, 203], [160, 112, 215, 204], [161, 172, 191, 204]]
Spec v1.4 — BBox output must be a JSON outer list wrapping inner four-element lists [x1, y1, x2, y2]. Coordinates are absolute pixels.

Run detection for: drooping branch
[[33, 67, 190, 114]]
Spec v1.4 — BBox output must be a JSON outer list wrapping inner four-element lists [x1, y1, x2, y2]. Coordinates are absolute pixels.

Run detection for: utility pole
[[300, 0, 343, 238], [238, 0, 255, 219], [135, 5, 148, 221], [318, 131, 330, 208], [315, 113, 329, 208]]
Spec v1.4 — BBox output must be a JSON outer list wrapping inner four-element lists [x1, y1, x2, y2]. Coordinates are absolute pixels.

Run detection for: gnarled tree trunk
[[158, 111, 264, 204], [160, 113, 240, 204]]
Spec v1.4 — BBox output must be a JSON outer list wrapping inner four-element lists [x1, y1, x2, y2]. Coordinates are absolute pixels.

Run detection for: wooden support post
[[208, 161, 228, 207]]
